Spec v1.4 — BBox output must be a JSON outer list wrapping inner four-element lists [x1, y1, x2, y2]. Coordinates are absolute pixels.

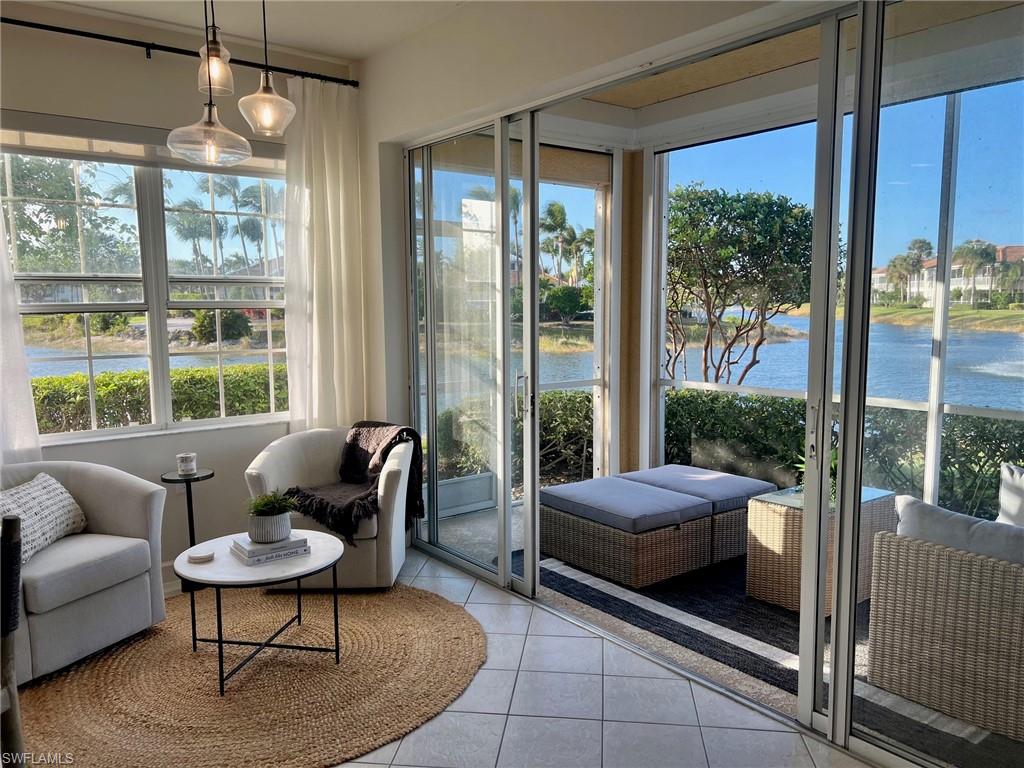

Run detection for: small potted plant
[[248, 491, 296, 544]]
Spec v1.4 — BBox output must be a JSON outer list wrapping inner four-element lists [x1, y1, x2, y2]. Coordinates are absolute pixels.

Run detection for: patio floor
[[434, 508, 1023, 768]]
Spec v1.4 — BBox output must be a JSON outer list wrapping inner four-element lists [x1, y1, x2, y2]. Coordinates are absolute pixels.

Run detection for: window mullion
[[135, 165, 172, 429], [84, 316, 98, 430], [3, 157, 19, 267], [73, 162, 87, 274]]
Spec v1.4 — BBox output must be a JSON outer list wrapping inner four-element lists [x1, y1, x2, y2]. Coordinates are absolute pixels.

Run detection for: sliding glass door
[[834, 4, 1024, 766], [409, 116, 542, 595]]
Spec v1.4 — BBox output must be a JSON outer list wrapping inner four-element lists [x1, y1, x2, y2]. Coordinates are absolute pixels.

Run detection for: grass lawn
[[788, 304, 1024, 332]]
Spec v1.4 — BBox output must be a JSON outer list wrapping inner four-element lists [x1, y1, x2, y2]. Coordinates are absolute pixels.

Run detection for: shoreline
[[786, 304, 1024, 333]]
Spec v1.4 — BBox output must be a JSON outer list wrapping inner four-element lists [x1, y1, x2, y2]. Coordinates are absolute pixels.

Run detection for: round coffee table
[[174, 530, 344, 695]]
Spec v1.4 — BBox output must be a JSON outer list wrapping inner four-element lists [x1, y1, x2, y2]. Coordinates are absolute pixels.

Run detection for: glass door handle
[[807, 403, 819, 461], [513, 370, 527, 420]]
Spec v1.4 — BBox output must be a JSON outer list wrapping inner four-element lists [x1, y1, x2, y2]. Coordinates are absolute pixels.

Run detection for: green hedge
[[435, 390, 594, 485], [664, 388, 1022, 520], [31, 363, 288, 433], [34, 366, 1020, 520]]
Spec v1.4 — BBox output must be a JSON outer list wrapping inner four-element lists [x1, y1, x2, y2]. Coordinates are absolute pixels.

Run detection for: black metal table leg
[[184, 480, 197, 548], [215, 587, 224, 696], [189, 589, 197, 651], [332, 562, 340, 663], [185, 553, 342, 693]]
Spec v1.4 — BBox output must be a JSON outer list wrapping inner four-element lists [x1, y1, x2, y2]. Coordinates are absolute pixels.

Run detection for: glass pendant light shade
[[238, 71, 296, 137], [198, 31, 234, 95], [167, 104, 251, 166]]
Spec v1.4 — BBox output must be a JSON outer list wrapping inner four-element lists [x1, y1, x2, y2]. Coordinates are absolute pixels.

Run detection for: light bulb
[[238, 71, 296, 137], [167, 104, 251, 167], [198, 29, 234, 96]]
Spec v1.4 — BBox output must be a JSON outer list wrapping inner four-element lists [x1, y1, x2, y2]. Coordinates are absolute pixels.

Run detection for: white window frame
[[161, 166, 287, 426], [4, 146, 289, 444]]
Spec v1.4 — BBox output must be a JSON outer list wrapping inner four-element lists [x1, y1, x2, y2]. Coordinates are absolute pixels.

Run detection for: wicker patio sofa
[[867, 496, 1024, 742], [745, 486, 897, 612], [539, 466, 775, 588]]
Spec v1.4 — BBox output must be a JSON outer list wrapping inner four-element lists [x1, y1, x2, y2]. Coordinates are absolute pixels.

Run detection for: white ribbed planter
[[248, 512, 291, 543]]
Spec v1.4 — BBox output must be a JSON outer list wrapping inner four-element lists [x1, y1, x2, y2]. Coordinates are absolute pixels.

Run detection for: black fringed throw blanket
[[285, 421, 424, 545]]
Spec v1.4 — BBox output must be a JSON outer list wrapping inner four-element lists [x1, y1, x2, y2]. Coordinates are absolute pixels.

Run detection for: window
[[2, 149, 287, 437], [162, 170, 287, 422]]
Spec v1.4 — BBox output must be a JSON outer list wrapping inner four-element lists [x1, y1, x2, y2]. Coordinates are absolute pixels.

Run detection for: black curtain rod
[[0, 15, 359, 88]]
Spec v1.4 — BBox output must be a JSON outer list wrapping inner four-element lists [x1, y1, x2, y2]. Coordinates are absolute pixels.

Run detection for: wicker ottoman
[[539, 477, 713, 588], [745, 486, 897, 612], [619, 465, 777, 563]]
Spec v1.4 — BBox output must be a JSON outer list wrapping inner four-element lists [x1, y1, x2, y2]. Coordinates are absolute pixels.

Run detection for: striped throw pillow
[[0, 473, 87, 563]]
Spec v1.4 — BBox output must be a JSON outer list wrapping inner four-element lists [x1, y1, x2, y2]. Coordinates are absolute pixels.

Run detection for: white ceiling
[[60, 1, 463, 61]]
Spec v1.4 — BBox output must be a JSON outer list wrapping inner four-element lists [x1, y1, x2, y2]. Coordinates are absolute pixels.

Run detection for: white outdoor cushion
[[896, 495, 1024, 566], [20, 533, 151, 614], [0, 473, 86, 563], [997, 462, 1024, 528]]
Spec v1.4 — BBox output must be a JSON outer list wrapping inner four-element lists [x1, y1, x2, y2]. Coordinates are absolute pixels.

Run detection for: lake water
[[29, 314, 1024, 412], [449, 315, 1023, 412]]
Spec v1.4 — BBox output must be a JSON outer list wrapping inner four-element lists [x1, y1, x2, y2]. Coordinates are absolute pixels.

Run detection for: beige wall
[[353, 0, 831, 422], [618, 150, 646, 472], [40, 422, 288, 593], [0, 2, 350, 143]]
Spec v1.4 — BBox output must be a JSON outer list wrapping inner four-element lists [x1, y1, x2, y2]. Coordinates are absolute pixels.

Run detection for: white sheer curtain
[[0, 213, 41, 467], [284, 78, 381, 430]]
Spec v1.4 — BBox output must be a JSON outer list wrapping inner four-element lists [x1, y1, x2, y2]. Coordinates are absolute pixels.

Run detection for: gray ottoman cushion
[[619, 465, 777, 513], [539, 477, 712, 534]]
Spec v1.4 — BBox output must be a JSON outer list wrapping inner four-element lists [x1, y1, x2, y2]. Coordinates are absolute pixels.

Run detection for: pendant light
[[198, 0, 233, 95], [238, 0, 296, 137], [167, 1, 251, 167]]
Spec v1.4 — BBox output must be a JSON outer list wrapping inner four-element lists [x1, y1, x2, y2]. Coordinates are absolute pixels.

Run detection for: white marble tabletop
[[173, 529, 344, 587]]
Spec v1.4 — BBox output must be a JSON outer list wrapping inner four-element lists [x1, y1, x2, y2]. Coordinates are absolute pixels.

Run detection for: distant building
[[871, 244, 1023, 305]]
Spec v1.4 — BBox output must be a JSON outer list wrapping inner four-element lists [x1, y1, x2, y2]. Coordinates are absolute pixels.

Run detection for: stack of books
[[231, 533, 310, 566]]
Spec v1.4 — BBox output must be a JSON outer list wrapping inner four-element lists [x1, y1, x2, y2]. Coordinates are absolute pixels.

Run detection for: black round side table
[[160, 468, 214, 652], [160, 468, 215, 548]]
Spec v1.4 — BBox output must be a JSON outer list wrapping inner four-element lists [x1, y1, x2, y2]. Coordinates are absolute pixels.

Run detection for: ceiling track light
[[238, 0, 296, 137], [167, 0, 251, 167]]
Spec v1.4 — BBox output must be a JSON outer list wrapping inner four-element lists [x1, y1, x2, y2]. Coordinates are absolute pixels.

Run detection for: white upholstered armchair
[[1, 461, 165, 683], [245, 428, 413, 589]]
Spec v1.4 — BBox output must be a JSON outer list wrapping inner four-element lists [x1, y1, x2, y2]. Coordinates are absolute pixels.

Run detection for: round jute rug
[[21, 585, 486, 768]]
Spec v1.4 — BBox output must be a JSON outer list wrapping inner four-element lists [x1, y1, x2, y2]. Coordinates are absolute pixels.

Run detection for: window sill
[[39, 413, 291, 448]]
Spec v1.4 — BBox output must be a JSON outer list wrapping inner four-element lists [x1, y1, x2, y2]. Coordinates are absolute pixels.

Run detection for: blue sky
[[431, 79, 1023, 269], [665, 80, 1024, 266]]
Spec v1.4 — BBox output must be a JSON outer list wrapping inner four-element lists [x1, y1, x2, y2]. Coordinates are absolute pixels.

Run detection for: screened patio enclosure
[[406, 3, 1023, 767]]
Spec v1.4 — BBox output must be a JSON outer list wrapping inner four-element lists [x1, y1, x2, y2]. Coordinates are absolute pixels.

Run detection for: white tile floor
[[340, 550, 872, 768]]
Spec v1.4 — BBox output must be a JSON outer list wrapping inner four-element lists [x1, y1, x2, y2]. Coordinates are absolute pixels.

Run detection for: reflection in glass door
[[410, 118, 542, 591], [420, 128, 504, 572]]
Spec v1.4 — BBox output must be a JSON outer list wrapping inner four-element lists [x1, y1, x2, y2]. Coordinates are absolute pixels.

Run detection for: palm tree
[[886, 254, 912, 302], [211, 175, 263, 275], [539, 201, 569, 280], [166, 199, 215, 275], [262, 182, 285, 272], [953, 239, 997, 306], [568, 226, 594, 287], [902, 239, 933, 300], [508, 186, 523, 277], [994, 259, 1023, 302]]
